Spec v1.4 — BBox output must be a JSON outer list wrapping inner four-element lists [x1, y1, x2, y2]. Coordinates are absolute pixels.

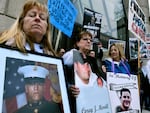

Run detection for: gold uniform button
[[34, 108, 38, 113]]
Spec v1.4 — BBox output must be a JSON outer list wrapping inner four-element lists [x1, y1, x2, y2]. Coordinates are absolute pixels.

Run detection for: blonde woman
[[0, 0, 55, 56], [104, 43, 131, 74]]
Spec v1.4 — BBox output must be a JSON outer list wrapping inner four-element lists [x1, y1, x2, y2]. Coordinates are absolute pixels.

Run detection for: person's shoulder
[[62, 48, 78, 56], [43, 100, 61, 113], [87, 55, 97, 63], [44, 99, 58, 106], [62, 49, 76, 66], [104, 58, 112, 64], [14, 104, 28, 113], [87, 55, 96, 60], [116, 105, 122, 112], [122, 59, 130, 67]]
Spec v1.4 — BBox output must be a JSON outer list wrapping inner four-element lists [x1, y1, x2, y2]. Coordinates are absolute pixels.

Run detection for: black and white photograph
[[83, 8, 102, 42]]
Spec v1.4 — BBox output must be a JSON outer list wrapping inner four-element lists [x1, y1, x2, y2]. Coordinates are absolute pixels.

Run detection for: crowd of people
[[0, 0, 149, 113]]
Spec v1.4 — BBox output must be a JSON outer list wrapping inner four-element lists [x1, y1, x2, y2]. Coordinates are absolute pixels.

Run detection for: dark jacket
[[104, 58, 131, 74], [15, 99, 61, 113]]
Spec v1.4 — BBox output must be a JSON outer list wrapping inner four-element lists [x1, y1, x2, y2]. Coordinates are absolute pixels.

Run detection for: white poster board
[[107, 72, 141, 113], [128, 0, 146, 40]]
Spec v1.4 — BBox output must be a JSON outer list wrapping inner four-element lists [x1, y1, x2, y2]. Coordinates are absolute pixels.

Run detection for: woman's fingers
[[70, 85, 80, 97]]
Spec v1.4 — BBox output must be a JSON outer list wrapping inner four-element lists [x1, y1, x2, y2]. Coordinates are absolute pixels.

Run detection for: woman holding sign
[[63, 31, 110, 113], [0, 0, 62, 113], [104, 43, 141, 113]]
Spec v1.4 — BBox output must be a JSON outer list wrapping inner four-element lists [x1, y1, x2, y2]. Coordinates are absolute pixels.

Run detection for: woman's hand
[[102, 65, 106, 73], [69, 85, 80, 98]]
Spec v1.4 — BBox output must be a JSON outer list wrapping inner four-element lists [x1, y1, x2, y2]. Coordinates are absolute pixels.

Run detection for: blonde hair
[[108, 43, 126, 60], [0, 0, 56, 55]]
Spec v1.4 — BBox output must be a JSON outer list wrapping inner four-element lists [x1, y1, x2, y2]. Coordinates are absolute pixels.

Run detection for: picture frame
[[0, 45, 71, 113]]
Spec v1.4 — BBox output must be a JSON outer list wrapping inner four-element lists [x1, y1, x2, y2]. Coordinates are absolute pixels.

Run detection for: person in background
[[141, 60, 150, 111], [103, 43, 131, 75], [97, 41, 103, 61], [57, 48, 65, 57], [116, 88, 132, 112], [97, 41, 103, 68], [0, 0, 55, 56], [16, 65, 61, 113], [88, 50, 96, 58], [138, 60, 144, 112]]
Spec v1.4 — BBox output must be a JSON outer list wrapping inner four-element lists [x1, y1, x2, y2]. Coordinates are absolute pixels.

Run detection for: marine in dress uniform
[[15, 65, 61, 113]]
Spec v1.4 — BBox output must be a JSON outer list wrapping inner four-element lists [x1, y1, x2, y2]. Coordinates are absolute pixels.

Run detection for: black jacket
[[15, 99, 61, 113]]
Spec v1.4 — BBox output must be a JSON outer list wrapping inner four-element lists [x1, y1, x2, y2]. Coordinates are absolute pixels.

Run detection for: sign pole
[[138, 38, 140, 93]]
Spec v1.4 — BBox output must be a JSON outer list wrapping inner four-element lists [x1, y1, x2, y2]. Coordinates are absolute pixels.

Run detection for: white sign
[[75, 72, 112, 113], [128, 0, 146, 39], [107, 72, 141, 113]]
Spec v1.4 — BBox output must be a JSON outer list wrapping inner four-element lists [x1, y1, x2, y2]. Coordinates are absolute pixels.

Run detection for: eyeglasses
[[82, 38, 92, 42], [60, 51, 65, 54]]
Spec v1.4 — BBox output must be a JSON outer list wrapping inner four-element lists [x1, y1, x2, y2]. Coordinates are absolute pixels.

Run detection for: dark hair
[[120, 88, 131, 96], [89, 49, 95, 54], [74, 31, 92, 49]]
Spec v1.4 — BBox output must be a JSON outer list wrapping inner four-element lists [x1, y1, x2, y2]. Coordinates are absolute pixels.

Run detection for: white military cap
[[18, 65, 49, 79]]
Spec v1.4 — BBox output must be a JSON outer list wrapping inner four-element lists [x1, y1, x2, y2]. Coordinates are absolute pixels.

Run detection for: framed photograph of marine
[[0, 45, 70, 113]]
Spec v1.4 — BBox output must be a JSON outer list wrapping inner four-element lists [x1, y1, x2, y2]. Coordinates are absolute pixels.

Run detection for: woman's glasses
[[82, 38, 92, 42]]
